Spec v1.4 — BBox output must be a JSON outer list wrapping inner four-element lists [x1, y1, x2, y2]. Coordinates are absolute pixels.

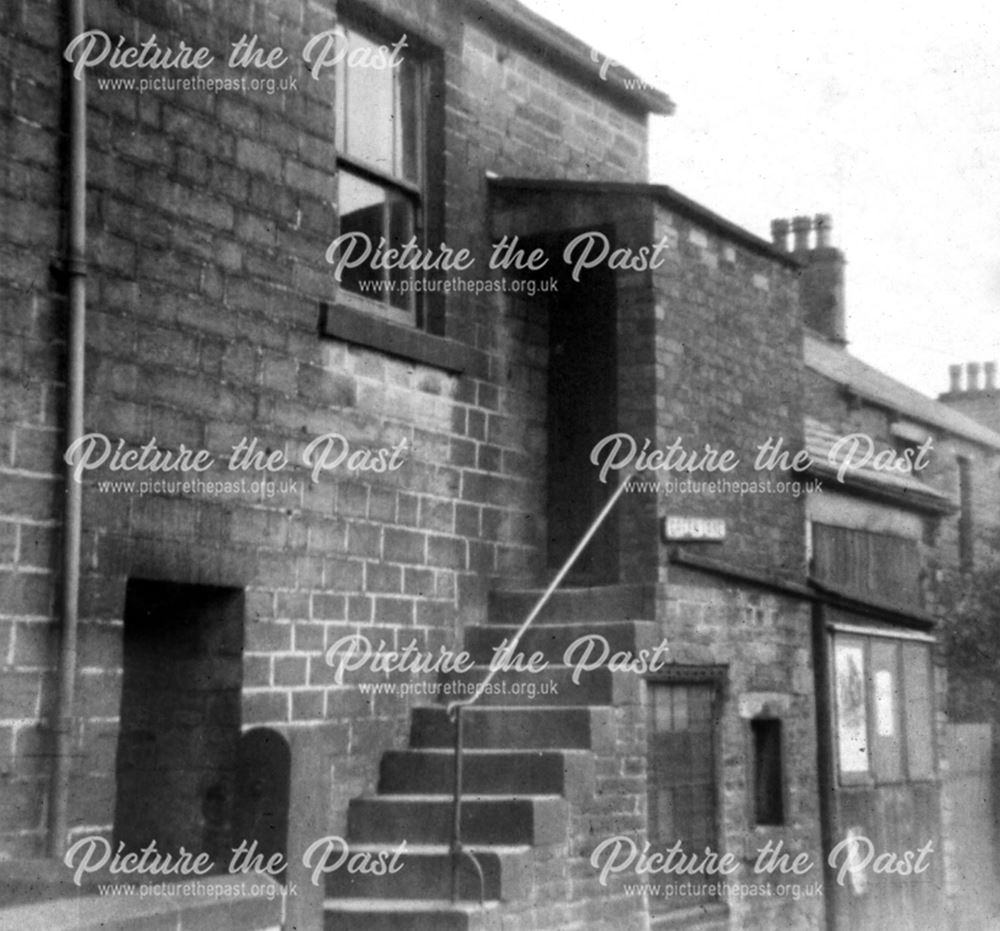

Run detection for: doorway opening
[[113, 578, 244, 864], [544, 230, 618, 582]]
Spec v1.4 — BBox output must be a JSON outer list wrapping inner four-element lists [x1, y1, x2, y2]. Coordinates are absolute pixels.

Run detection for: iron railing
[[444, 469, 640, 904]]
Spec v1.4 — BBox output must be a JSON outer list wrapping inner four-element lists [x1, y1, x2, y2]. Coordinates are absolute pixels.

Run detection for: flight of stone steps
[[324, 584, 660, 931]]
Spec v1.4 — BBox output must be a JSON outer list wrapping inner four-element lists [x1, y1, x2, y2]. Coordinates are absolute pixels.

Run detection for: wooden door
[[826, 615, 944, 930]]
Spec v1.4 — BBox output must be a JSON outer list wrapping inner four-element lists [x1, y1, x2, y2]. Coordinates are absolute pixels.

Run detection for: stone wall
[[649, 202, 806, 579], [0, 0, 650, 857], [660, 576, 823, 931]]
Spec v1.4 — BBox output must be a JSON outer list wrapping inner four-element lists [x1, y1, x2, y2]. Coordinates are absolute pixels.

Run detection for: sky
[[520, 0, 1000, 399]]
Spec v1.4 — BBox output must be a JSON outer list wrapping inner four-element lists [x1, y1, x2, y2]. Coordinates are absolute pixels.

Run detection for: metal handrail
[[444, 468, 640, 905]]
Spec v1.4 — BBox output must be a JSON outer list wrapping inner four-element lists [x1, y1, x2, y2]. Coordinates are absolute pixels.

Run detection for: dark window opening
[[114, 579, 244, 865], [751, 718, 785, 826]]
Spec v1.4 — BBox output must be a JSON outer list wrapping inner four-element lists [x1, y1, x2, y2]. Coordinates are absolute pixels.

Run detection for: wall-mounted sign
[[662, 515, 726, 542]]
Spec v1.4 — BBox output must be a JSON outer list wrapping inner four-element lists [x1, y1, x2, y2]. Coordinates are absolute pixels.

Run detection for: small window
[[334, 22, 424, 324], [751, 718, 784, 826]]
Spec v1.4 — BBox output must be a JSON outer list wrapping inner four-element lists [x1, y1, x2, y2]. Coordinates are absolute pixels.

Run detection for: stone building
[[783, 215, 1000, 930], [1, 0, 995, 929]]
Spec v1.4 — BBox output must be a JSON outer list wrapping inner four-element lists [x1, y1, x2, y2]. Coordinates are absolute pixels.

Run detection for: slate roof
[[805, 416, 956, 514], [805, 335, 1000, 451]]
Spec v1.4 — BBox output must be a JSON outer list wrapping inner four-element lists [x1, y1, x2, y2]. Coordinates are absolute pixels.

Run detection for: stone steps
[[408, 704, 615, 751], [323, 898, 502, 931], [325, 844, 532, 902], [323, 583, 650, 930], [435, 663, 640, 707], [347, 794, 567, 846], [486, 584, 655, 625], [463, 619, 661, 664], [379, 748, 595, 801]]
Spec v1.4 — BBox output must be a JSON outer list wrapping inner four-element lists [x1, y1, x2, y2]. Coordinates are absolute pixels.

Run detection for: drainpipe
[[48, 0, 87, 859], [811, 602, 836, 930]]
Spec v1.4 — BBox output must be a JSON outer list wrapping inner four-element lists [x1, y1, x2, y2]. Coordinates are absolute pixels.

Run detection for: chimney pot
[[791, 215, 812, 252], [967, 362, 981, 392], [814, 214, 833, 248], [985, 361, 997, 390], [770, 218, 790, 251], [948, 364, 963, 393]]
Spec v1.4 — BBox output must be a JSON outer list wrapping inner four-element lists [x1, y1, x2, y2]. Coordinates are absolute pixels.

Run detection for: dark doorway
[[113, 579, 244, 866], [545, 233, 618, 581]]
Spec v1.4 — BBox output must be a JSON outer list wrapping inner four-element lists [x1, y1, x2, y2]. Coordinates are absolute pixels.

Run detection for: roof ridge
[[804, 335, 1000, 450]]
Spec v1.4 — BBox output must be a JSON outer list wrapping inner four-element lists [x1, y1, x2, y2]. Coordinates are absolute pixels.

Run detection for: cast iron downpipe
[[48, 0, 87, 858]]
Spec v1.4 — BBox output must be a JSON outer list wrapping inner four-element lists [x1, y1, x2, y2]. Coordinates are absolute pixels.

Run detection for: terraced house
[[2, 0, 997, 929]]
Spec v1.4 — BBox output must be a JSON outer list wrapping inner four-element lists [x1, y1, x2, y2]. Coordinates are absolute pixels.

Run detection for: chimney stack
[[967, 362, 981, 392], [940, 360, 1000, 432], [948, 363, 963, 393], [791, 215, 812, 253], [814, 213, 833, 248], [770, 219, 790, 252], [772, 212, 846, 345], [941, 360, 1000, 397]]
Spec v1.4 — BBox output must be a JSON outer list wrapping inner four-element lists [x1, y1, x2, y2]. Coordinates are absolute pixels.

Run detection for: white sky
[[521, 0, 1000, 398]]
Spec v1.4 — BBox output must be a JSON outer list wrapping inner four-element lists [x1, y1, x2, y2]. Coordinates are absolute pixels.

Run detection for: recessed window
[[751, 718, 784, 826], [335, 22, 423, 324]]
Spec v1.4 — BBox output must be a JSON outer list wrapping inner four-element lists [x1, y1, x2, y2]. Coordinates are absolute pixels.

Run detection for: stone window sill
[[320, 302, 488, 378]]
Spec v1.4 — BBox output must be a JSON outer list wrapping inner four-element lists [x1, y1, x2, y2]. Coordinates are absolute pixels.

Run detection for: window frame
[[333, 17, 428, 327]]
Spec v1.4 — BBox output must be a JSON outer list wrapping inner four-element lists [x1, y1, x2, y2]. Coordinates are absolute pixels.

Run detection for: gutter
[[48, 0, 87, 859], [806, 461, 957, 517]]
